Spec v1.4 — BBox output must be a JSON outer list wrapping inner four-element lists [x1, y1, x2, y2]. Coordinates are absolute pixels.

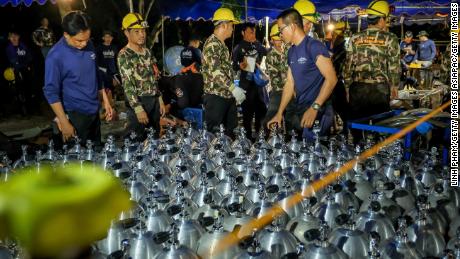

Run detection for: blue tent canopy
[[160, 0, 360, 21], [159, 0, 451, 21], [0, 0, 450, 22], [0, 0, 54, 6]]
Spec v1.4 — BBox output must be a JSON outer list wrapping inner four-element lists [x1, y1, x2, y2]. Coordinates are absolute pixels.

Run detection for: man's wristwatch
[[311, 102, 321, 111]]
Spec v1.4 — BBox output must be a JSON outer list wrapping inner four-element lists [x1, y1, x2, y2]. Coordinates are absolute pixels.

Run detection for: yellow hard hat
[[367, 0, 390, 17], [212, 7, 239, 23], [334, 21, 346, 35], [335, 21, 346, 30], [3, 67, 14, 82], [0, 164, 131, 258], [122, 13, 149, 30], [270, 24, 281, 40], [293, 0, 318, 24]]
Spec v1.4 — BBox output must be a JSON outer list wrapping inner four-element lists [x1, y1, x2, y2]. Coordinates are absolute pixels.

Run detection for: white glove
[[231, 85, 246, 105]]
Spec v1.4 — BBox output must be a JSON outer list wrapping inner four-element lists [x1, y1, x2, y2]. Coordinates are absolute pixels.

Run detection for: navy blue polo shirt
[[400, 41, 417, 64], [44, 37, 103, 115], [288, 36, 330, 108]]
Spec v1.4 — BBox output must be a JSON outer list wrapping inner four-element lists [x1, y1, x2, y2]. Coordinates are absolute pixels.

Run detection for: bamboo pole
[[139, 0, 144, 15], [129, 0, 133, 13], [145, 0, 156, 19]]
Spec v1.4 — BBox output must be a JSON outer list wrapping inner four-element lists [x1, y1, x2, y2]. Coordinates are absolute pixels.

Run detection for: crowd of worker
[[2, 0, 452, 148]]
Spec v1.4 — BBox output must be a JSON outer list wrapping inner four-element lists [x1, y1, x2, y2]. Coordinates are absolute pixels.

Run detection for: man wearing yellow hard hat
[[263, 23, 290, 129], [118, 12, 166, 140], [343, 0, 400, 144], [201, 7, 245, 137], [293, 0, 319, 39]]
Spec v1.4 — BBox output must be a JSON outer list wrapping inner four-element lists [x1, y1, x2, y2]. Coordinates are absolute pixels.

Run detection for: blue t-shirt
[[288, 36, 330, 108], [5, 42, 33, 70], [44, 37, 103, 115], [416, 39, 436, 62]]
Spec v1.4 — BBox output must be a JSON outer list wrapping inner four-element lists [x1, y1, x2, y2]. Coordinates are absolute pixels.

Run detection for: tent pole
[[245, 0, 248, 21], [400, 16, 404, 39], [230, 28, 235, 60], [162, 15, 165, 75], [321, 17, 326, 40], [358, 16, 362, 33], [145, 0, 156, 20], [139, 0, 144, 15], [265, 16, 269, 48], [401, 22, 404, 39]]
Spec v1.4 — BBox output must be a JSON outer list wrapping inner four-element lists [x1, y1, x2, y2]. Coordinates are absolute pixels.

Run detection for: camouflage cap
[[417, 30, 429, 37]]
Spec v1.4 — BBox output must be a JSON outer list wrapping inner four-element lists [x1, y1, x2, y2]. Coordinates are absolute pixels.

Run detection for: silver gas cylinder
[[380, 217, 426, 259], [329, 207, 369, 259], [303, 222, 348, 259], [286, 198, 321, 245]]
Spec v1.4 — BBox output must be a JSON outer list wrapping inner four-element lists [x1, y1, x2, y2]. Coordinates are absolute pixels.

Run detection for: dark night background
[[0, 0, 451, 116]]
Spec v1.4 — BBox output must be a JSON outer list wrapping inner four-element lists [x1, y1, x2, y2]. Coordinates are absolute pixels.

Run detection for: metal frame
[[347, 110, 416, 160], [347, 110, 449, 164]]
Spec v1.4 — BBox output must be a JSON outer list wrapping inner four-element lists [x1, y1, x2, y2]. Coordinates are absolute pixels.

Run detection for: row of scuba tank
[[0, 123, 457, 258]]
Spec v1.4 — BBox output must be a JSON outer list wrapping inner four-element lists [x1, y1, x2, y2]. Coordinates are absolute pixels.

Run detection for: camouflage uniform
[[118, 46, 161, 139], [343, 27, 400, 87], [32, 27, 54, 47], [263, 46, 288, 128], [343, 27, 400, 143], [202, 34, 235, 99], [32, 26, 54, 57], [266, 47, 287, 92], [201, 34, 238, 136]]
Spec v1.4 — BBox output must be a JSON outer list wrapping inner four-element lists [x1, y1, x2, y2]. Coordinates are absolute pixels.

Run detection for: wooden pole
[[129, 0, 133, 13]]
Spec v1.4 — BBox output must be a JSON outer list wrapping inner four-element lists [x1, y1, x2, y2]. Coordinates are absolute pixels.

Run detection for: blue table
[[348, 110, 449, 164]]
